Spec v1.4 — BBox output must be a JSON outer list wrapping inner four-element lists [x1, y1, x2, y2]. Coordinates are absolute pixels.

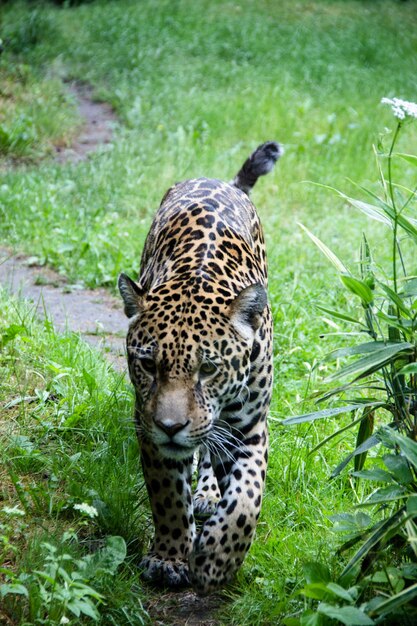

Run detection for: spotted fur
[[119, 141, 281, 594]]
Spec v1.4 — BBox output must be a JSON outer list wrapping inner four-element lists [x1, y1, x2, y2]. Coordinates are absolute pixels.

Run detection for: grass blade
[[396, 153, 417, 167], [316, 304, 363, 325], [324, 341, 394, 362], [331, 434, 380, 478], [282, 402, 382, 426], [298, 223, 349, 273], [325, 342, 413, 382], [371, 581, 417, 617]]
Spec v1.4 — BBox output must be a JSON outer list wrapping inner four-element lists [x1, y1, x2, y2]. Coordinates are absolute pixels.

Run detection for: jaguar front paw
[[193, 494, 218, 519], [139, 552, 190, 589], [189, 538, 237, 595]]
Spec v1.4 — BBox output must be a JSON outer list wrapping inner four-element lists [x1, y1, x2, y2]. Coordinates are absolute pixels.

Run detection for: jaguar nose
[[154, 419, 190, 437]]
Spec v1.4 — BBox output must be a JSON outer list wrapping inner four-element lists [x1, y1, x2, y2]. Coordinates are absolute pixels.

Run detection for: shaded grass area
[[0, 3, 81, 165], [1, 0, 417, 623]]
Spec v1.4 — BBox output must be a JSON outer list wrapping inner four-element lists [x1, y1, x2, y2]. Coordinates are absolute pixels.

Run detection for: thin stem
[[387, 122, 401, 294]]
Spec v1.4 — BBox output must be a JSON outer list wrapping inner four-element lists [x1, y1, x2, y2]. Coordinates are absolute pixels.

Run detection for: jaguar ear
[[229, 283, 267, 339], [118, 273, 145, 318]]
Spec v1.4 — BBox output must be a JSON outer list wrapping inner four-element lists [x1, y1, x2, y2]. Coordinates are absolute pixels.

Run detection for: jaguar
[[118, 141, 282, 594]]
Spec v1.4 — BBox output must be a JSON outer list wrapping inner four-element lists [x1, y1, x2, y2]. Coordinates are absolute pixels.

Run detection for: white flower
[[60, 617, 70, 625], [2, 505, 25, 517], [73, 503, 98, 518], [381, 97, 417, 120]]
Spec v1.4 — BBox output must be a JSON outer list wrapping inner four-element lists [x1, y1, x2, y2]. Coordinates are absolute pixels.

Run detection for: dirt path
[[55, 82, 117, 164], [1, 83, 126, 367], [0, 82, 226, 626], [0, 246, 128, 371]]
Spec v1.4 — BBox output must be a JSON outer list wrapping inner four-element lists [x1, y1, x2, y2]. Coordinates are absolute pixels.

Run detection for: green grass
[[1, 0, 417, 623], [0, 290, 151, 624]]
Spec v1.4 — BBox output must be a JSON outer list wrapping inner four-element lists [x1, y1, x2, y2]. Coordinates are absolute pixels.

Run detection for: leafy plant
[[289, 427, 417, 626], [1, 531, 127, 625], [285, 98, 417, 475], [284, 100, 417, 624]]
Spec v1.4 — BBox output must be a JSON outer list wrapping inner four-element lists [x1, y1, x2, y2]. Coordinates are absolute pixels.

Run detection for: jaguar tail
[[231, 141, 283, 195]]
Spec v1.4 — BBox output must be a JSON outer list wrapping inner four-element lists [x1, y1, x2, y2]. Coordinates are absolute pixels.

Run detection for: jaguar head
[[118, 273, 267, 460]]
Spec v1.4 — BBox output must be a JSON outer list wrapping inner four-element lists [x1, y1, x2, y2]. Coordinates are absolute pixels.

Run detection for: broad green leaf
[[379, 428, 417, 468], [405, 519, 417, 558], [377, 311, 412, 331], [33, 570, 57, 585], [303, 561, 331, 584], [397, 363, 417, 375], [407, 495, 417, 516], [74, 599, 100, 620], [326, 342, 413, 383], [311, 183, 391, 226], [283, 618, 301, 626], [0, 583, 29, 598], [299, 582, 330, 600], [82, 368, 97, 394], [360, 234, 373, 279], [356, 184, 417, 242], [369, 567, 401, 584], [331, 512, 371, 532], [402, 563, 417, 579], [383, 454, 413, 485], [396, 152, 417, 167], [402, 277, 417, 297], [347, 198, 391, 225], [378, 282, 411, 317], [317, 603, 374, 625], [300, 611, 323, 626], [81, 536, 126, 579], [282, 403, 379, 426], [351, 468, 393, 483], [0, 324, 26, 347], [340, 275, 374, 305], [299, 223, 349, 273], [326, 582, 355, 602], [389, 209, 417, 243], [361, 485, 406, 505], [317, 383, 385, 404], [372, 581, 417, 617]]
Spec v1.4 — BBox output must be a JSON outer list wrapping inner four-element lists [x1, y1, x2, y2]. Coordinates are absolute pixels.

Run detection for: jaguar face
[[120, 275, 267, 460]]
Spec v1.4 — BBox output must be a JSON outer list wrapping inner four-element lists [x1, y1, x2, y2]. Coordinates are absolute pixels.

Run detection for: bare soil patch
[[0, 247, 128, 371], [55, 81, 117, 164], [146, 590, 226, 626]]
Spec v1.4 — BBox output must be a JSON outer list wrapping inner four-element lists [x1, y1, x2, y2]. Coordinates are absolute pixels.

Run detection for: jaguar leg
[[139, 439, 195, 588], [193, 447, 221, 519], [189, 420, 268, 594]]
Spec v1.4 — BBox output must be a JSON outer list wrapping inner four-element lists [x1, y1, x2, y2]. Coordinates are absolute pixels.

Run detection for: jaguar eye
[[139, 357, 157, 377], [200, 361, 218, 378]]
